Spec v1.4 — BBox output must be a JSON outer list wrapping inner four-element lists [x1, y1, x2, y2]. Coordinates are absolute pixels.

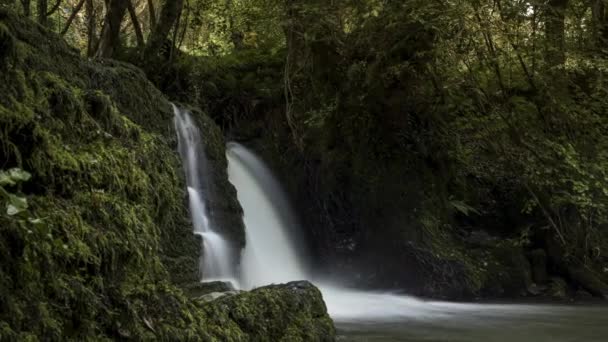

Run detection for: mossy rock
[[198, 281, 336, 342]]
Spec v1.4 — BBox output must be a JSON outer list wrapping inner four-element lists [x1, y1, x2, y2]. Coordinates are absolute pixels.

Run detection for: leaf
[[450, 199, 480, 216], [8, 168, 31, 182], [6, 194, 28, 216], [0, 171, 15, 186], [28, 217, 43, 225], [6, 204, 20, 216], [0, 168, 31, 186]]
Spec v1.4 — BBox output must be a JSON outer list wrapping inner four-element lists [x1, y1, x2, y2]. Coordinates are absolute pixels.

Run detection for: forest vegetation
[[1, 0, 608, 340]]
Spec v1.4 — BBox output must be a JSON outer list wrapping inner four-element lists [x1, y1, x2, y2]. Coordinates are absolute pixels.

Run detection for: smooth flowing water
[[173, 106, 235, 282], [225, 141, 608, 341], [226, 142, 308, 288], [336, 302, 608, 341]]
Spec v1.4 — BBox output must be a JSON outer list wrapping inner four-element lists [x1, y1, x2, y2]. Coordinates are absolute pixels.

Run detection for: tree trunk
[[147, 0, 156, 31], [95, 0, 128, 59], [144, 0, 184, 59], [37, 0, 47, 25], [544, 0, 569, 69], [127, 0, 145, 49], [61, 0, 85, 35], [85, 0, 96, 57], [46, 0, 62, 16], [591, 0, 608, 53], [21, 0, 30, 17]]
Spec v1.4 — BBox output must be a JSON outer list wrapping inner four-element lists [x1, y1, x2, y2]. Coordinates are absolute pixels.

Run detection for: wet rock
[[183, 280, 236, 298], [548, 277, 569, 299], [199, 281, 336, 341], [527, 283, 547, 296]]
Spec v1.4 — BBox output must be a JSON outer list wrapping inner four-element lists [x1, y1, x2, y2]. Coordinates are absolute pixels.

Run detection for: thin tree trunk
[[177, 2, 190, 50], [21, 0, 30, 17], [86, 0, 97, 57], [147, 0, 156, 31], [46, 0, 62, 16], [144, 0, 184, 59], [592, 0, 608, 52], [61, 0, 85, 35], [127, 0, 145, 49], [169, 1, 183, 61], [545, 0, 569, 69], [37, 0, 47, 25], [96, 0, 128, 58], [544, 0, 569, 100]]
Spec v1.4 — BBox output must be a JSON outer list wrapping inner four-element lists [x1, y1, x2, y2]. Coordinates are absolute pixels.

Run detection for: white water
[[226, 142, 308, 288], [224, 142, 574, 326], [173, 105, 235, 282]]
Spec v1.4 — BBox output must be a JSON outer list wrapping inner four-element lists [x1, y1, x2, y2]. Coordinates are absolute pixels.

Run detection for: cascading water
[[226, 142, 308, 288], [225, 142, 431, 317], [224, 142, 583, 328], [173, 105, 234, 282]]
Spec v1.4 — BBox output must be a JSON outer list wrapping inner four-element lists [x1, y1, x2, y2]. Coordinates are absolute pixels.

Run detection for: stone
[[199, 281, 336, 342], [548, 277, 569, 299], [527, 283, 547, 296], [183, 280, 236, 298]]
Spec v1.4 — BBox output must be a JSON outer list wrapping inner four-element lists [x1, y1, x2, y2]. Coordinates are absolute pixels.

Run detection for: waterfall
[[225, 142, 430, 319], [173, 105, 235, 282], [226, 142, 308, 288], [224, 142, 561, 323]]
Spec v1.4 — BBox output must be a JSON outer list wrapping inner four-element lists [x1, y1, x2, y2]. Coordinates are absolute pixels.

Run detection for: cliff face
[[0, 9, 334, 340]]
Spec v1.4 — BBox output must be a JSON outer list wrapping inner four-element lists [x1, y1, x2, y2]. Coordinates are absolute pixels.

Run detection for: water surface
[[336, 301, 608, 342]]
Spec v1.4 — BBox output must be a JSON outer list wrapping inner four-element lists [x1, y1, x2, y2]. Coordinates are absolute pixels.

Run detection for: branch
[[61, 0, 86, 36], [46, 0, 62, 16], [147, 0, 156, 30], [127, 0, 145, 48]]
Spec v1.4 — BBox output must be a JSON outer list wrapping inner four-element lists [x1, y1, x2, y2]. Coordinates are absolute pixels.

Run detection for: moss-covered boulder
[[0, 9, 334, 341], [199, 281, 335, 342]]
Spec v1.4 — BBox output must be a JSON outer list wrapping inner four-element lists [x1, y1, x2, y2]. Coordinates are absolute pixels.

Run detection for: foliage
[[208, 0, 608, 296]]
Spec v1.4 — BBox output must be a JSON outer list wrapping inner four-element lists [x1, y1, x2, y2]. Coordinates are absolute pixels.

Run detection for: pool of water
[[335, 302, 608, 341]]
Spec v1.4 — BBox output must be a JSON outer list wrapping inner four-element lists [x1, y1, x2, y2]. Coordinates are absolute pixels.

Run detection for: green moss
[[197, 282, 335, 342]]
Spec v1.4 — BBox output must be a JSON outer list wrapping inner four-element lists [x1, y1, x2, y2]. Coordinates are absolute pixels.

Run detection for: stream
[[335, 301, 608, 341]]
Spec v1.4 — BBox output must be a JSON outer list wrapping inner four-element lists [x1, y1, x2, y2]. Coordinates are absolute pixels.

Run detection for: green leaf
[[6, 194, 28, 216], [28, 217, 43, 225], [8, 168, 31, 182], [0, 168, 31, 186], [0, 171, 15, 186], [449, 199, 480, 216]]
